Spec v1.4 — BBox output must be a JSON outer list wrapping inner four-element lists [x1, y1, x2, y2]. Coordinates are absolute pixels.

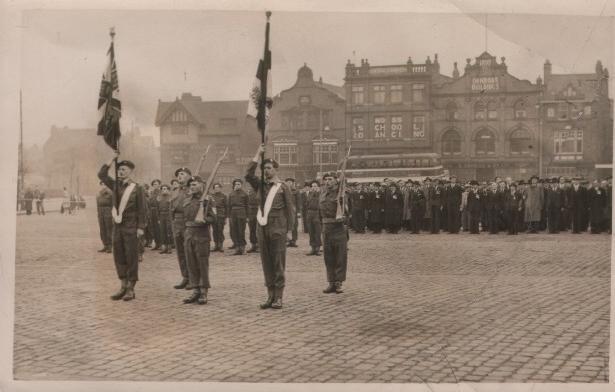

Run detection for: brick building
[[266, 64, 346, 183], [155, 93, 259, 188]]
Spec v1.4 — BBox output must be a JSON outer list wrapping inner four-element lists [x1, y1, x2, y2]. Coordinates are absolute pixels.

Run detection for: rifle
[[195, 145, 211, 176], [335, 144, 352, 221], [196, 147, 229, 222]]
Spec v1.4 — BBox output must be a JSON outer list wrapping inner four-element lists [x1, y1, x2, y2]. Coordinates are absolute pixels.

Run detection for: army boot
[[174, 277, 189, 290], [247, 244, 258, 253], [110, 279, 127, 301], [334, 282, 344, 294], [197, 288, 208, 305], [323, 282, 336, 294], [123, 281, 136, 301], [98, 246, 107, 253], [183, 287, 200, 304], [271, 287, 283, 309], [259, 287, 274, 309]]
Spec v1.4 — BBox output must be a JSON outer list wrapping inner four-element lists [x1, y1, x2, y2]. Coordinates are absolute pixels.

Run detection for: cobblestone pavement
[[13, 207, 610, 383]]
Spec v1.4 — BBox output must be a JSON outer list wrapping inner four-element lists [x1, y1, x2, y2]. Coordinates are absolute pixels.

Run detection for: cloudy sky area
[[20, 9, 613, 147]]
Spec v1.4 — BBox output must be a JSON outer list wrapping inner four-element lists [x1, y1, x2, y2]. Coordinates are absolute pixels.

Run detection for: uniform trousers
[[172, 220, 189, 278], [97, 206, 113, 247], [257, 215, 288, 289], [229, 211, 247, 247], [184, 227, 211, 289], [306, 210, 322, 248], [112, 225, 139, 282], [322, 222, 348, 283]]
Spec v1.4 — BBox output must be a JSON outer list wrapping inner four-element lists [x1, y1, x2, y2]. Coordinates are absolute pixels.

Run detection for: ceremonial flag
[[247, 12, 272, 136], [97, 28, 121, 151]]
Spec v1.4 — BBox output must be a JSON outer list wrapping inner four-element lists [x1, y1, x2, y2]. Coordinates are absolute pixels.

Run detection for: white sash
[[111, 182, 136, 224], [256, 182, 282, 226]]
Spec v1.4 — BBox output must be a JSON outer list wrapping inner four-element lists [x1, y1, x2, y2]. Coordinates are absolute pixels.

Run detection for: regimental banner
[[471, 76, 500, 91]]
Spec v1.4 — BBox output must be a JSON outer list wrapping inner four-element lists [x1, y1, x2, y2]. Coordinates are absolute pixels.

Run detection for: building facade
[[155, 93, 259, 188], [266, 64, 346, 183]]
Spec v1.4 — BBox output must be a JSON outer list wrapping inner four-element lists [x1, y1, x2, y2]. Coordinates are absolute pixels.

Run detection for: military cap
[[151, 179, 161, 186], [285, 177, 295, 182], [160, 184, 171, 190], [187, 175, 204, 186], [232, 178, 243, 186], [322, 171, 338, 179], [117, 160, 135, 170], [174, 167, 191, 177], [170, 179, 179, 185], [212, 182, 222, 188], [262, 158, 279, 168], [309, 180, 320, 186], [304, 181, 310, 187]]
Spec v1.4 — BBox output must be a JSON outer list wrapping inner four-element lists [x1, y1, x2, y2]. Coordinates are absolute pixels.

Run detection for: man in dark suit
[[445, 175, 463, 233], [466, 181, 482, 234], [545, 179, 564, 234], [98, 153, 147, 301], [568, 177, 587, 233]]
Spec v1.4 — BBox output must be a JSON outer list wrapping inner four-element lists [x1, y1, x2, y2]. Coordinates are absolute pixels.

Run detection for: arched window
[[514, 100, 527, 119], [475, 128, 496, 155], [510, 128, 532, 155], [474, 101, 486, 120], [446, 101, 459, 121], [487, 101, 498, 119], [442, 129, 462, 155]]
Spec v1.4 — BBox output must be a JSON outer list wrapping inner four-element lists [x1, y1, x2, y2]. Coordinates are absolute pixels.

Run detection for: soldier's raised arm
[[245, 144, 265, 191]]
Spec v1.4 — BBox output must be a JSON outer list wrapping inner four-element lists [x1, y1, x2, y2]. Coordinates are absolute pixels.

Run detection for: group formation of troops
[[96, 145, 348, 308], [339, 175, 612, 236]]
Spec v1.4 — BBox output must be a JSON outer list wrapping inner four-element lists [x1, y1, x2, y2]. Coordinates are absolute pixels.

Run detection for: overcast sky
[[20, 9, 613, 147]]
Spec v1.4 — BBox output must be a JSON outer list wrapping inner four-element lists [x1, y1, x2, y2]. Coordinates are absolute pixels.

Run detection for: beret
[[175, 167, 192, 177], [117, 160, 135, 169], [186, 176, 204, 186]]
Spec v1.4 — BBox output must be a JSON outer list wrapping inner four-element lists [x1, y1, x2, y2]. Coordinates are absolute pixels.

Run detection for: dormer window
[[171, 110, 188, 122]]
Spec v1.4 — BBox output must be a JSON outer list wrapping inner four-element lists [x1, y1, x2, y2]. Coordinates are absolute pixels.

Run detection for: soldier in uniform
[[285, 178, 300, 248], [182, 176, 216, 305], [319, 172, 348, 294], [228, 178, 249, 255], [170, 167, 192, 289], [245, 145, 295, 309], [98, 154, 147, 301], [149, 179, 162, 250], [142, 183, 152, 247], [445, 175, 463, 233], [246, 184, 259, 253], [96, 180, 113, 253], [305, 180, 322, 256], [157, 184, 173, 254], [300, 181, 310, 233], [211, 183, 228, 252]]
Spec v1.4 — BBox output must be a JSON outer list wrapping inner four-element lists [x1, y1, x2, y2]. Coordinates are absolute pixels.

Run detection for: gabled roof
[[320, 82, 345, 100], [546, 73, 600, 101], [155, 93, 249, 126]]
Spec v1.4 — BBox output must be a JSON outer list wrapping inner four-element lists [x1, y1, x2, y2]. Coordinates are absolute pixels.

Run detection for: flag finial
[[266, 11, 272, 19], [109, 27, 115, 39]]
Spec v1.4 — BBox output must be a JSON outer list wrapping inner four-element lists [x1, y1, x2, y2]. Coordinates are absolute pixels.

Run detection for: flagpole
[[259, 11, 271, 211], [110, 27, 120, 210]]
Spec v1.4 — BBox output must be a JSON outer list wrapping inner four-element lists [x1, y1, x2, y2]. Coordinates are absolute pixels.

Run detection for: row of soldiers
[[324, 175, 612, 236], [96, 145, 350, 308]]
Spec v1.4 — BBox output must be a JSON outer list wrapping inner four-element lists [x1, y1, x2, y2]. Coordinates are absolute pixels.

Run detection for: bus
[[342, 152, 446, 183]]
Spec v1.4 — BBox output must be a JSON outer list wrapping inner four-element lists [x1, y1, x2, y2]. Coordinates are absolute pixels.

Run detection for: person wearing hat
[[148, 179, 162, 250], [425, 178, 443, 234], [367, 182, 385, 233], [305, 180, 322, 256], [384, 181, 403, 234], [568, 177, 587, 233], [588, 180, 607, 234], [523, 175, 544, 233], [245, 145, 296, 309], [545, 179, 564, 234], [182, 176, 217, 305], [170, 167, 192, 289], [157, 184, 173, 254], [350, 182, 367, 234], [284, 177, 300, 248], [466, 180, 482, 234], [98, 152, 147, 301], [558, 177, 571, 231], [319, 171, 348, 294], [445, 175, 463, 234], [503, 182, 523, 235], [228, 178, 249, 255], [485, 182, 503, 234], [246, 183, 260, 253], [96, 180, 114, 253], [409, 180, 426, 234], [211, 183, 228, 252]]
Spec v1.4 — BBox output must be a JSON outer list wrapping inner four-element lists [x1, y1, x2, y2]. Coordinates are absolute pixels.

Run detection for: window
[[171, 125, 188, 135], [475, 129, 496, 155], [390, 85, 403, 103], [474, 101, 486, 120], [307, 111, 320, 129], [219, 118, 237, 127], [171, 110, 188, 122], [352, 117, 365, 139], [558, 102, 568, 120], [352, 86, 364, 105], [273, 143, 298, 166], [547, 107, 555, 118], [446, 102, 459, 121], [442, 129, 462, 155], [412, 116, 425, 138], [487, 101, 498, 119], [374, 117, 386, 139], [554, 129, 583, 157], [510, 128, 532, 155], [514, 100, 527, 119], [299, 95, 311, 105], [412, 84, 425, 102], [290, 113, 304, 130], [373, 85, 386, 104], [564, 86, 576, 97], [390, 116, 403, 138], [313, 142, 338, 165]]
